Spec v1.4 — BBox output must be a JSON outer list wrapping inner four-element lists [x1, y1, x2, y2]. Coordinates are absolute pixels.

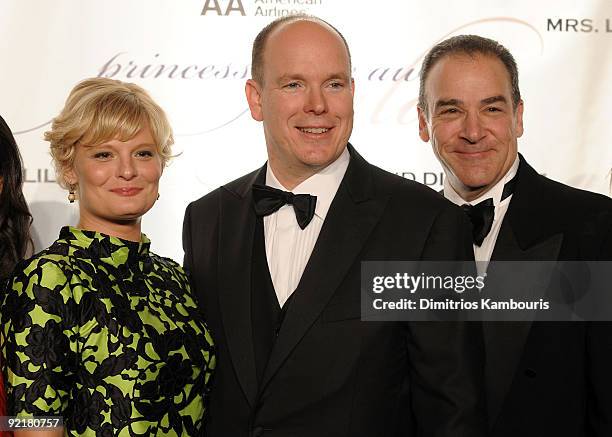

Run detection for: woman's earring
[[68, 185, 76, 203]]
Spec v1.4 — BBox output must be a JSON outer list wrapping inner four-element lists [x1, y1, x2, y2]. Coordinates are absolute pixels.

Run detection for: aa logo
[[201, 0, 246, 16]]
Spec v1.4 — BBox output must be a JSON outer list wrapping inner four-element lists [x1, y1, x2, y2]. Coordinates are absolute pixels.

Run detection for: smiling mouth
[[298, 127, 331, 134], [455, 149, 493, 156], [111, 188, 143, 196]]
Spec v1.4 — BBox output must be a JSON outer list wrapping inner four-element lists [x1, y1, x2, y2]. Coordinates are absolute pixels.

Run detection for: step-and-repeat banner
[[1, 0, 611, 262]]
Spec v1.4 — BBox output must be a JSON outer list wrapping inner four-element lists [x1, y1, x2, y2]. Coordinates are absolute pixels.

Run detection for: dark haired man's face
[[418, 54, 523, 201], [245, 20, 354, 187]]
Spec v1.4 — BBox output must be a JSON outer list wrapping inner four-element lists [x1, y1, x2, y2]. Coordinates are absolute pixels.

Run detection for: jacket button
[[252, 426, 265, 437], [524, 368, 537, 378]]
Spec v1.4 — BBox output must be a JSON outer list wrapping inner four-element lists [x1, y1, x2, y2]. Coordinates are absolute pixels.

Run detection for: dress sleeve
[[1, 256, 79, 416]]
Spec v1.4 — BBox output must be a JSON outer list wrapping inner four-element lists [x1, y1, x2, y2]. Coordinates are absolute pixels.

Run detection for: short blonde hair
[[45, 77, 174, 188]]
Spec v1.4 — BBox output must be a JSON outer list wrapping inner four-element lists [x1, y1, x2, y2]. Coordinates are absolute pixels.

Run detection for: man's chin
[[300, 150, 343, 168], [446, 170, 497, 198], [450, 161, 497, 184]]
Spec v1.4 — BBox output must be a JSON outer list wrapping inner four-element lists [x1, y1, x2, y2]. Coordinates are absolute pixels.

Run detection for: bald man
[[183, 16, 486, 437]]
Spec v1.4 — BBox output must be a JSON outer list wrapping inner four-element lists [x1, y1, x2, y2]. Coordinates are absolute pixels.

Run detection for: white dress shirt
[[264, 148, 350, 307], [443, 156, 520, 271]]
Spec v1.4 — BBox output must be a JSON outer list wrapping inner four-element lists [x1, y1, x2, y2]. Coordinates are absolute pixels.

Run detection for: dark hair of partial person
[[0, 115, 32, 279], [418, 34, 521, 114], [251, 14, 352, 84]]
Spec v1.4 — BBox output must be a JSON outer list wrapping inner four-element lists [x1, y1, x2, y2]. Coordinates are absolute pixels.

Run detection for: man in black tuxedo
[[417, 35, 612, 436], [183, 16, 487, 437]]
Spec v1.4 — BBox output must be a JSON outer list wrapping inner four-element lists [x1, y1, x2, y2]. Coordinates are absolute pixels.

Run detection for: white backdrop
[[1, 0, 611, 262]]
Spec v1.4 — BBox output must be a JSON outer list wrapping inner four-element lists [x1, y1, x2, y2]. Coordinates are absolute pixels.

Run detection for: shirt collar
[[265, 147, 350, 220], [444, 154, 520, 206]]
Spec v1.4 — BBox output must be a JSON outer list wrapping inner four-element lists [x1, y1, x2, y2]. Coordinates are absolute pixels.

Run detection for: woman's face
[[65, 125, 163, 227]]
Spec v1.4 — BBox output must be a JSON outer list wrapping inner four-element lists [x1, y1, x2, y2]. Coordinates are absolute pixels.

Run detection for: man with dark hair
[[183, 16, 487, 437], [418, 34, 612, 437]]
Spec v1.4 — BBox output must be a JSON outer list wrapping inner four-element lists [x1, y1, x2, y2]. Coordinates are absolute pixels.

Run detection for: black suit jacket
[[485, 155, 612, 437], [183, 146, 487, 437]]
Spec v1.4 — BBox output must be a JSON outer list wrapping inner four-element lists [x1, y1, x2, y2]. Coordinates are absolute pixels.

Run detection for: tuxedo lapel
[[485, 220, 562, 425], [498, 155, 565, 259], [485, 156, 564, 425], [218, 166, 265, 407], [490, 220, 563, 262], [260, 146, 389, 390]]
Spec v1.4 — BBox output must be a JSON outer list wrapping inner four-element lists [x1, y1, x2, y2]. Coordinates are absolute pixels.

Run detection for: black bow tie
[[252, 184, 317, 230], [462, 199, 495, 247], [460, 175, 517, 247]]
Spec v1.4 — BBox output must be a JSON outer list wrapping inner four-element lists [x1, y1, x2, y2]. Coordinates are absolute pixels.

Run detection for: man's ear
[[515, 99, 525, 138], [417, 106, 430, 142], [245, 79, 264, 122]]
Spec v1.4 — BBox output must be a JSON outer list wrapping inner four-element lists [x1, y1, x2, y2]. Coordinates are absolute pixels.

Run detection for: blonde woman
[[1, 78, 215, 436]]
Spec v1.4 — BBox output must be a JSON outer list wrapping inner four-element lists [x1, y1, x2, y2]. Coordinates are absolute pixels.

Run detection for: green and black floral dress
[[0, 227, 215, 436]]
